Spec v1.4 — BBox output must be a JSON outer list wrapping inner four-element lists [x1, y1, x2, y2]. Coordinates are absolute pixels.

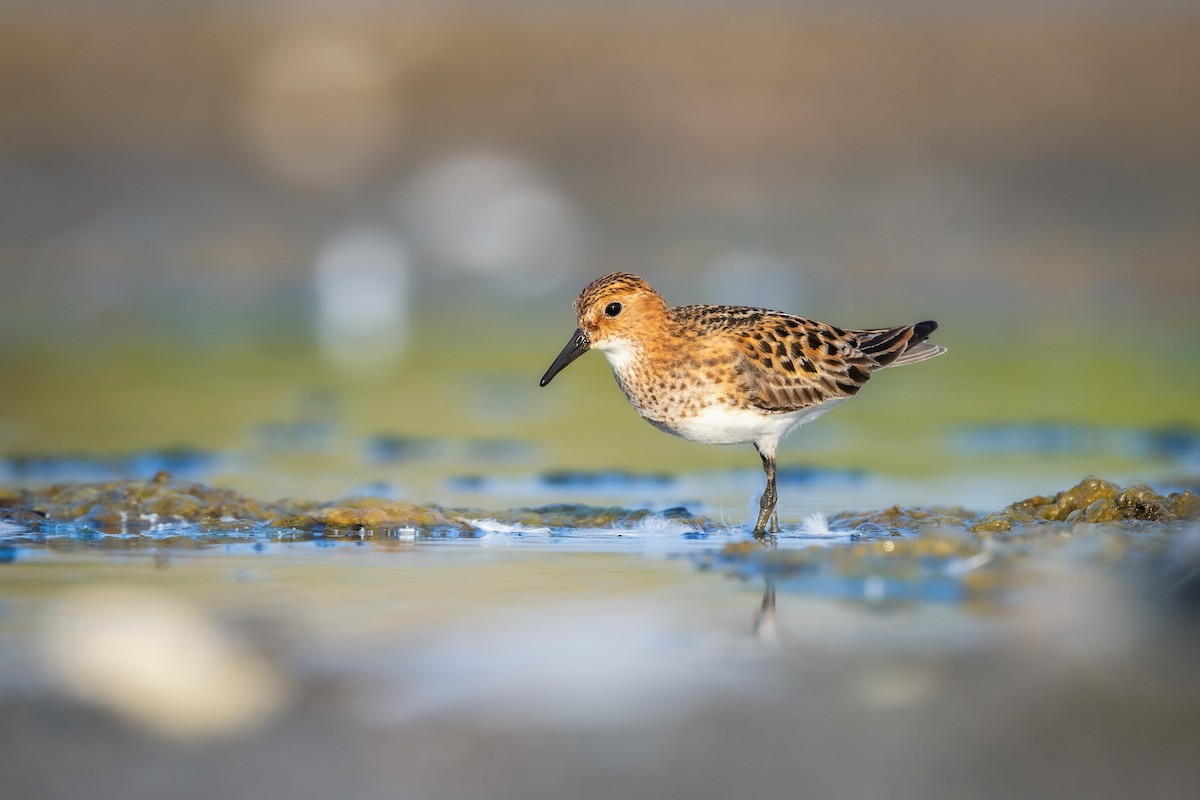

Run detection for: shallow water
[[3, 465, 1200, 799]]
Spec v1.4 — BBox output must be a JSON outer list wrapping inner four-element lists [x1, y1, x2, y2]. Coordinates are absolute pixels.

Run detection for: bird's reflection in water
[[752, 576, 777, 643], [751, 535, 778, 643]]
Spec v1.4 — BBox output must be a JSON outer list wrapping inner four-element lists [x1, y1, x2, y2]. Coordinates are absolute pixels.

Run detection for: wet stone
[[2, 474, 1198, 561], [706, 477, 1200, 609], [832, 504, 977, 534], [15, 474, 294, 534], [707, 529, 995, 607], [985, 476, 1199, 529], [970, 514, 1014, 534], [1168, 491, 1200, 520], [1114, 483, 1167, 521], [270, 500, 473, 535]]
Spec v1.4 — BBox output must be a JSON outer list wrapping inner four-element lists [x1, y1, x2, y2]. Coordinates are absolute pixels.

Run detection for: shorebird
[[539, 272, 945, 537]]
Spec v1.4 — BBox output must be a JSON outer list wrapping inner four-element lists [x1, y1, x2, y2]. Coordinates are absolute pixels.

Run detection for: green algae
[[712, 528, 995, 595], [0, 474, 715, 539], [707, 476, 1200, 609], [831, 504, 980, 532], [270, 499, 474, 535], [0, 470, 300, 532], [2, 474, 1197, 548], [0, 478, 479, 540], [3, 472, 1199, 612], [972, 475, 1198, 532]]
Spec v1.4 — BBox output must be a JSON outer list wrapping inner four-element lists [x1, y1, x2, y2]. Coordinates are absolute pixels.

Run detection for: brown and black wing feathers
[[728, 312, 875, 413], [673, 306, 943, 415]]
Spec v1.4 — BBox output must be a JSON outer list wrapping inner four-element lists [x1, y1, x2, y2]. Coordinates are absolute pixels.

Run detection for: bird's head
[[539, 272, 667, 386]]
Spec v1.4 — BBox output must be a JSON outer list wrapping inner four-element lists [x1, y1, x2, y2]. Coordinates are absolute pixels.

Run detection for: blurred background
[[4, 7, 1200, 798], [2, 0, 1199, 498]]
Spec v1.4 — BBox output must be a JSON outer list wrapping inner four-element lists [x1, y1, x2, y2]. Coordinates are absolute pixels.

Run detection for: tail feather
[[858, 320, 946, 369], [889, 340, 948, 367]]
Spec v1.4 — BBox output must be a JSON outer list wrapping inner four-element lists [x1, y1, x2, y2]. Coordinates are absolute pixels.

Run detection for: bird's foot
[[751, 507, 777, 541]]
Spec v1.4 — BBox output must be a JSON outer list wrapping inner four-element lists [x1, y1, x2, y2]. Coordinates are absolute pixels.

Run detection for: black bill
[[539, 328, 590, 386]]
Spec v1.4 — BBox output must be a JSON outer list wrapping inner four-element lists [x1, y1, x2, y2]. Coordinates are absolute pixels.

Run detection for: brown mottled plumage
[[540, 272, 945, 536]]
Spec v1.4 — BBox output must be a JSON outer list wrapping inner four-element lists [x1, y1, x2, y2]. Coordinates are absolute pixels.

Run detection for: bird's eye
[[604, 302, 623, 318]]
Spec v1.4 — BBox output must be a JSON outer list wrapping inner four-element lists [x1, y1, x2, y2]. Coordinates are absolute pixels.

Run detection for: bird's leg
[[753, 444, 779, 538]]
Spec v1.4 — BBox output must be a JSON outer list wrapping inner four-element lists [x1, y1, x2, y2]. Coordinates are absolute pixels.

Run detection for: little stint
[[539, 272, 945, 537]]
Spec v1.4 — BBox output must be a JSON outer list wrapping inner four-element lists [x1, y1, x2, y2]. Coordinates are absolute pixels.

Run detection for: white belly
[[599, 336, 843, 450], [651, 400, 844, 447]]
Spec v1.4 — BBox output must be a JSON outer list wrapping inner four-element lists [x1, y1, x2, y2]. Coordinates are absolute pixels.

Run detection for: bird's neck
[[597, 336, 645, 377]]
